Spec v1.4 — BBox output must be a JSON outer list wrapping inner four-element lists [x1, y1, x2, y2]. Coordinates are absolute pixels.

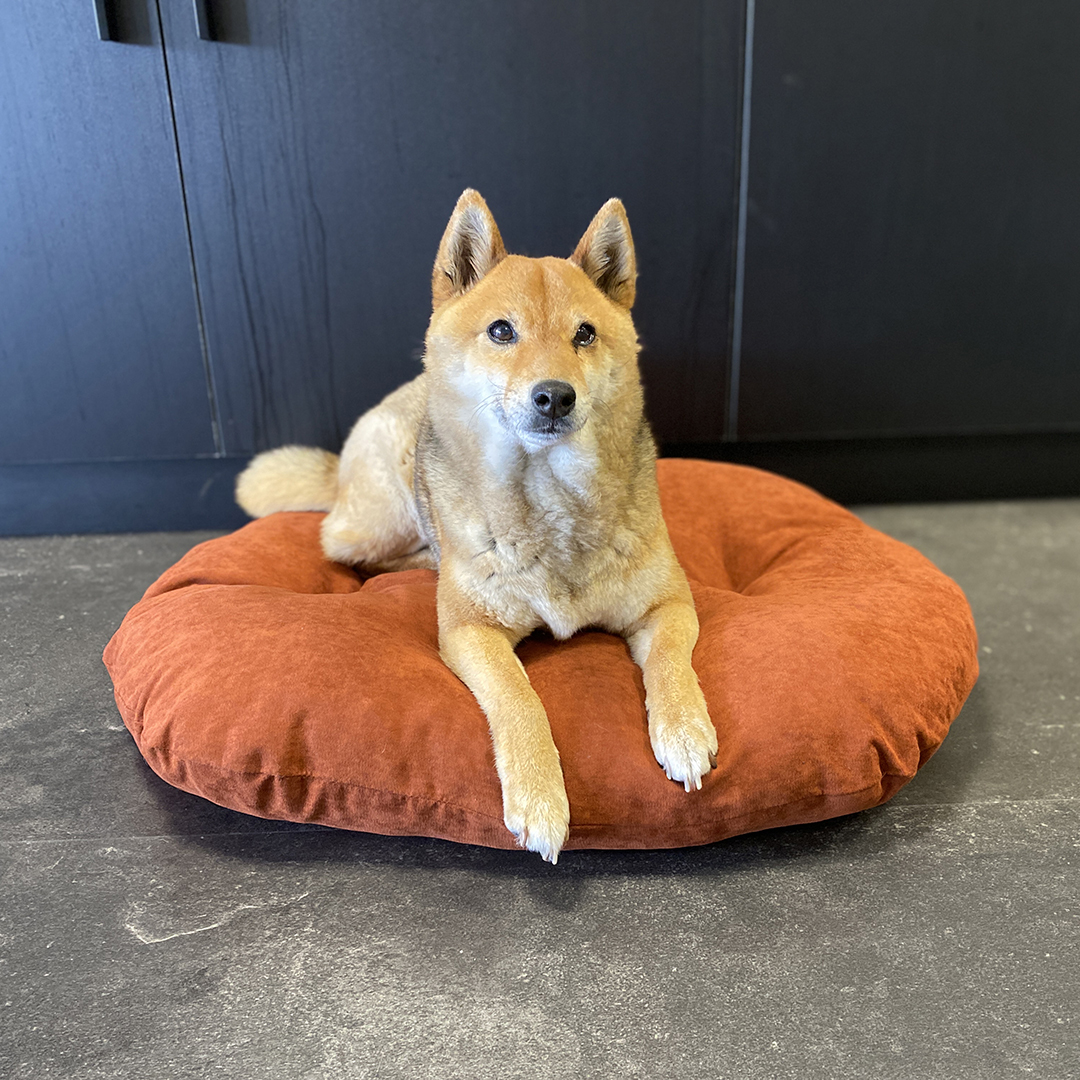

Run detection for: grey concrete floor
[[1, 500, 1077, 1079]]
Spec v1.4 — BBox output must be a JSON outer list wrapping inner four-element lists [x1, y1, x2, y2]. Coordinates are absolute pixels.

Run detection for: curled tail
[[235, 445, 340, 518]]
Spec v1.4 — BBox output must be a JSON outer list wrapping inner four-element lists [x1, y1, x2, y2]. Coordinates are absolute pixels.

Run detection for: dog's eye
[[572, 323, 596, 347], [487, 319, 516, 344]]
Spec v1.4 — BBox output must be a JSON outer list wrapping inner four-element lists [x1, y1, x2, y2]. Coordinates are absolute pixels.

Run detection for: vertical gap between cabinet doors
[[725, 0, 755, 442], [153, 0, 225, 455]]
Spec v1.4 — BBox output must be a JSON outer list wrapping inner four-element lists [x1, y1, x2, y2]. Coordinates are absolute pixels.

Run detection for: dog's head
[[423, 189, 641, 452]]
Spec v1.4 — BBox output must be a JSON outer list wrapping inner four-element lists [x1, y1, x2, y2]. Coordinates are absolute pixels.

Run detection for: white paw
[[648, 688, 718, 793], [502, 778, 571, 865]]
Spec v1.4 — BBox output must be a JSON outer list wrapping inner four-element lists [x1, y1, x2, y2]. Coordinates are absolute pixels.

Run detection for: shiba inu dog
[[236, 190, 718, 863]]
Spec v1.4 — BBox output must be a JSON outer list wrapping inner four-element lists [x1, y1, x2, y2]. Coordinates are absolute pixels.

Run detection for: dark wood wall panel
[[159, 0, 741, 452], [737, 0, 1080, 440], [0, 0, 215, 464], [0, 458, 248, 536]]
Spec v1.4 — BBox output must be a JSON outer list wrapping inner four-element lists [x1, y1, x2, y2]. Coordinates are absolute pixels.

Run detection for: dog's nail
[[683, 778, 691, 793], [709, 752, 718, 769]]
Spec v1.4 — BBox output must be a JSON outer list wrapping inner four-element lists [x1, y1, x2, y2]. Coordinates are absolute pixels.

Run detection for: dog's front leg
[[439, 615, 571, 864], [627, 600, 718, 792]]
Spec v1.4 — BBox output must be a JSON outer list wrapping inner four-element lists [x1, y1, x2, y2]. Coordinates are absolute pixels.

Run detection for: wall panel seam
[[154, 0, 224, 456], [725, 0, 755, 442]]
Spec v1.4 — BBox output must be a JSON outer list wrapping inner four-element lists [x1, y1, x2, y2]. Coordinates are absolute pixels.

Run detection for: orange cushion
[[103, 460, 978, 851]]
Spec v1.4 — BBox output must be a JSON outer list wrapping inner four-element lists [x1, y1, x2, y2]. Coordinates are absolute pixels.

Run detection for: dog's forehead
[[479, 255, 596, 319]]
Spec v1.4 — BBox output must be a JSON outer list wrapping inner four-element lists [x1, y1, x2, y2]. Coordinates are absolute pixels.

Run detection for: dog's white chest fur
[[450, 440, 654, 639]]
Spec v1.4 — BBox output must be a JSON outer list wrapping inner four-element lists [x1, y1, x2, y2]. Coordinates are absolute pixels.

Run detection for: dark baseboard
[[3, 433, 1080, 536], [662, 431, 1080, 505], [0, 457, 251, 536]]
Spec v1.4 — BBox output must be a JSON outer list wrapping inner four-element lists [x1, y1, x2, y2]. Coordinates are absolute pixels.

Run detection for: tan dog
[[236, 190, 718, 862]]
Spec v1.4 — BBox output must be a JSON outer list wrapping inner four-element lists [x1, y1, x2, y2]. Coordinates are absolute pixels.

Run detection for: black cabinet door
[[0, 0, 216, 463], [737, 0, 1080, 440], [158, 0, 742, 452]]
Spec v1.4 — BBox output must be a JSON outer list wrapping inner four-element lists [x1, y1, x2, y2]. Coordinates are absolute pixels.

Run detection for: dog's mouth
[[531, 416, 575, 437], [516, 414, 585, 448]]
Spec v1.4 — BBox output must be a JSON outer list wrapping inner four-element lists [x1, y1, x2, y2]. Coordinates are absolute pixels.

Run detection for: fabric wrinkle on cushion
[[103, 459, 979, 851]]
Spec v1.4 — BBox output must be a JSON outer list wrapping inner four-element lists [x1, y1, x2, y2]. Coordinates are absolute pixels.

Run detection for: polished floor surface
[[2, 499, 1077, 1078]]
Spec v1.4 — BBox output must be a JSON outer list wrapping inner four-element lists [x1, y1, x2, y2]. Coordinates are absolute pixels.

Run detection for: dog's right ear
[[431, 189, 507, 307]]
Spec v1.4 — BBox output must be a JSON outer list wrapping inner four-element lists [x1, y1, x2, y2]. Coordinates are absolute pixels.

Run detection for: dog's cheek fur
[[579, 344, 622, 409]]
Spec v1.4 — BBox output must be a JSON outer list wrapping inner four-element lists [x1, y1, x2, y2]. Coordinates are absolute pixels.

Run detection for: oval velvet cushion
[[103, 460, 978, 851]]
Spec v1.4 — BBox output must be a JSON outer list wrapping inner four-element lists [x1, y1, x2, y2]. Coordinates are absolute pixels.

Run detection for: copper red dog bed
[[104, 460, 978, 851]]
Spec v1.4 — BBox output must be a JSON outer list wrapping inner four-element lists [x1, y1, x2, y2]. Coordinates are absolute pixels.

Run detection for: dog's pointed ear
[[569, 198, 637, 309], [432, 189, 507, 307]]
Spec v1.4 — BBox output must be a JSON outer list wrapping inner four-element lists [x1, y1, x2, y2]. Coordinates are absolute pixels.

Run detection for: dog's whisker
[[468, 392, 502, 430], [591, 398, 615, 423]]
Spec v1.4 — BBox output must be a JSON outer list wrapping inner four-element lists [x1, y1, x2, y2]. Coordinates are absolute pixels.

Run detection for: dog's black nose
[[531, 380, 576, 420]]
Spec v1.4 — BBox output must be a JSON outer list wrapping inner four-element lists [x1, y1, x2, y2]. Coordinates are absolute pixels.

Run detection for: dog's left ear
[[569, 199, 637, 309], [432, 189, 507, 307]]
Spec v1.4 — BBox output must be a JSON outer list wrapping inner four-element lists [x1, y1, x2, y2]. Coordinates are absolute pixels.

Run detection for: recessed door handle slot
[[193, 0, 215, 41], [93, 0, 113, 40]]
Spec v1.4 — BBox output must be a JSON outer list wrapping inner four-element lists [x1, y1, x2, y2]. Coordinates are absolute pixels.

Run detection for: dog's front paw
[[502, 775, 571, 865], [648, 685, 718, 793]]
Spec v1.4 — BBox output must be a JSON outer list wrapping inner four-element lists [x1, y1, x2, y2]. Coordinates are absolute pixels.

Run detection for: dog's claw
[[504, 780, 571, 864], [649, 696, 718, 796]]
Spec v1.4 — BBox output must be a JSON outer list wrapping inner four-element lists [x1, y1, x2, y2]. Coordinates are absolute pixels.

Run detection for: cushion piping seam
[[135, 742, 906, 830]]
